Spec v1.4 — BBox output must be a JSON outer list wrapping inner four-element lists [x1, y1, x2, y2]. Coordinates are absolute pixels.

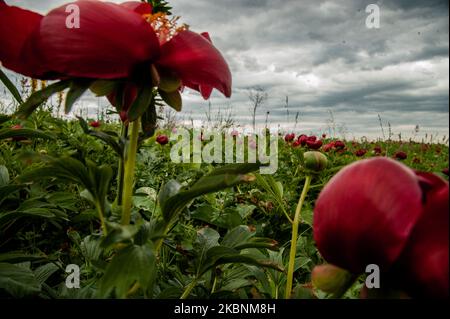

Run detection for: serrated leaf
[[16, 80, 71, 119], [65, 79, 93, 114], [159, 89, 182, 112]]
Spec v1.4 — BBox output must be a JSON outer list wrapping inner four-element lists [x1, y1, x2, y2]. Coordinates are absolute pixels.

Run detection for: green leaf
[[98, 245, 156, 298], [34, 263, 59, 285], [0, 128, 55, 141], [0, 252, 47, 263], [127, 85, 154, 122], [16, 80, 71, 119], [0, 68, 23, 104], [221, 226, 278, 251], [193, 227, 220, 274], [160, 163, 260, 224], [0, 184, 25, 206], [191, 205, 243, 229], [65, 79, 93, 114], [90, 80, 117, 97], [159, 89, 182, 112], [0, 263, 41, 297], [100, 223, 138, 248], [0, 165, 9, 187]]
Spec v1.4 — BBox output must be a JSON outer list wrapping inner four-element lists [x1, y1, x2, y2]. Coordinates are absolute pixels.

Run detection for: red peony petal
[[313, 157, 424, 274], [0, 1, 43, 76], [157, 30, 232, 98], [25, 0, 160, 79], [396, 173, 449, 298], [120, 1, 153, 15]]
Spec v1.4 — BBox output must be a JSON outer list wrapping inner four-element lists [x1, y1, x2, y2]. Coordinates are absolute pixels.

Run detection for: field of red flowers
[[0, 0, 448, 300]]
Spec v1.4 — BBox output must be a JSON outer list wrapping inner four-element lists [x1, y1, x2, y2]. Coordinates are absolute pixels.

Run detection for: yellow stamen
[[142, 12, 188, 44]]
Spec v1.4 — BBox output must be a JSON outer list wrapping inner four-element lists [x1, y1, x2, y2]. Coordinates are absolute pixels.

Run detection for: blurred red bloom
[[323, 142, 335, 152], [156, 134, 169, 145], [307, 135, 317, 142], [334, 140, 345, 150], [355, 149, 367, 157], [394, 151, 407, 160], [297, 134, 308, 146], [373, 145, 382, 155], [322, 134, 327, 139], [313, 158, 449, 298], [442, 168, 449, 176], [306, 139, 323, 150], [0, 0, 231, 112], [89, 120, 101, 128], [292, 140, 301, 148], [284, 133, 295, 142]]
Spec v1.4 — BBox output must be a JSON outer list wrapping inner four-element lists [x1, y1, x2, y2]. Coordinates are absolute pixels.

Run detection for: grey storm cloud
[[1, 0, 449, 139]]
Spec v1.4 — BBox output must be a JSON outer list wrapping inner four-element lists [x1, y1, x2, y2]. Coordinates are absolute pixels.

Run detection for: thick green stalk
[[285, 175, 312, 299], [121, 118, 140, 225]]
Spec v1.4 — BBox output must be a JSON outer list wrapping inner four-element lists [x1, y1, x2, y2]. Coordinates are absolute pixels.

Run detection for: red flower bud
[[323, 142, 335, 152], [334, 140, 345, 150], [89, 120, 101, 128], [292, 140, 301, 148], [156, 134, 169, 145], [355, 149, 367, 157], [284, 133, 295, 142], [394, 151, 407, 160], [306, 139, 322, 150], [298, 134, 308, 146]]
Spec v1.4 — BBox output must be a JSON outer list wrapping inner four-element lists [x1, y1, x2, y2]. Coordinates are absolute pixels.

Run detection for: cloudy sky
[[1, 0, 449, 139]]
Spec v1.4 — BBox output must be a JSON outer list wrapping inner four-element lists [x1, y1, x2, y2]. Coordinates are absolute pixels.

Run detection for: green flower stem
[[94, 200, 108, 236], [121, 118, 141, 225], [180, 277, 198, 299], [285, 175, 312, 299]]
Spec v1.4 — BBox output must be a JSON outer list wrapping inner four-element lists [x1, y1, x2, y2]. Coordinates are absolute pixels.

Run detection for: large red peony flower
[[0, 0, 231, 100], [313, 157, 449, 298]]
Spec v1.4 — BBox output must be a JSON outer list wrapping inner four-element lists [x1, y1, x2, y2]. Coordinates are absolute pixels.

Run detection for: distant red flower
[[314, 157, 449, 298], [323, 142, 335, 152], [322, 134, 327, 139], [89, 120, 101, 128], [307, 135, 317, 142], [443, 168, 449, 176], [334, 140, 345, 150], [374, 145, 382, 154], [355, 149, 367, 157], [298, 134, 308, 146], [292, 140, 301, 148], [284, 133, 295, 142], [156, 134, 169, 145], [10, 124, 26, 141], [394, 151, 407, 160], [306, 139, 323, 150]]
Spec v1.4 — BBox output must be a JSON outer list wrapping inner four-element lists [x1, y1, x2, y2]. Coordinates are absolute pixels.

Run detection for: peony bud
[[304, 151, 328, 172], [312, 264, 353, 294]]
